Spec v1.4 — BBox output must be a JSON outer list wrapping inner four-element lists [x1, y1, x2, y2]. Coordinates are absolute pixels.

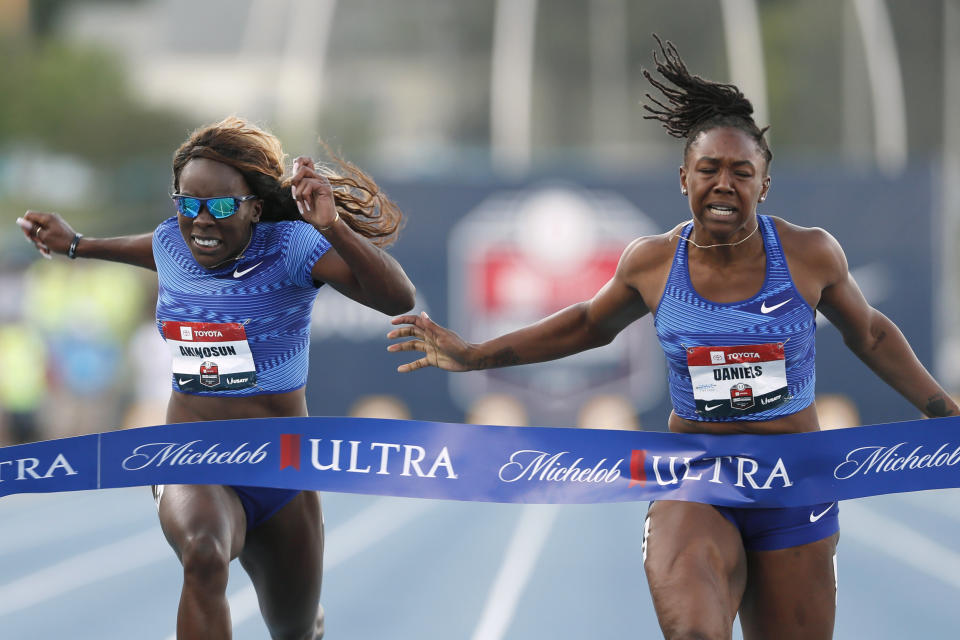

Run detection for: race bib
[[686, 343, 789, 418], [162, 321, 257, 392]]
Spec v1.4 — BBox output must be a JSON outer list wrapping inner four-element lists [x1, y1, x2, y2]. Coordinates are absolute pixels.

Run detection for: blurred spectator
[[121, 319, 172, 429], [348, 394, 412, 420], [577, 393, 641, 430], [465, 393, 529, 427], [21, 259, 148, 438], [0, 323, 48, 444], [816, 393, 861, 430]]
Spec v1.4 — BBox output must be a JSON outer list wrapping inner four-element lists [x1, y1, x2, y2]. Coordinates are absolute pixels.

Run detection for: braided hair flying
[[642, 35, 772, 170]]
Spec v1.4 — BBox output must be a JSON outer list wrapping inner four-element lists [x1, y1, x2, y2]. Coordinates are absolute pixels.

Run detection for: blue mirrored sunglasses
[[171, 194, 258, 219]]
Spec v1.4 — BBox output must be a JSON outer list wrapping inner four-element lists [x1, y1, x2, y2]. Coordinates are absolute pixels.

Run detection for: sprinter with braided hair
[[18, 116, 415, 639], [389, 36, 956, 639]]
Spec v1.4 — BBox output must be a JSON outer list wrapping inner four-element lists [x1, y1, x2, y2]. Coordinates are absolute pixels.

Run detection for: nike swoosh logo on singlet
[[809, 503, 835, 522], [705, 403, 722, 411], [233, 261, 263, 278], [760, 298, 793, 314], [178, 378, 191, 386]]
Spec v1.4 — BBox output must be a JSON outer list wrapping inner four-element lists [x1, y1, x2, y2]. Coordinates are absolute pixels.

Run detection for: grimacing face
[[175, 157, 262, 269], [679, 127, 770, 239]]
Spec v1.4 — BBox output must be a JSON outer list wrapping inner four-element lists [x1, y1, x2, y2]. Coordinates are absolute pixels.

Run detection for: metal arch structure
[[490, 0, 538, 176], [275, 0, 338, 138], [490, 0, 771, 175], [242, 0, 338, 137], [850, 0, 908, 177], [936, 0, 960, 388], [718, 0, 770, 131]]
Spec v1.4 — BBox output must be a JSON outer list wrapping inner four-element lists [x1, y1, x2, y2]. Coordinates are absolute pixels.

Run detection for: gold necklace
[[676, 222, 759, 250]]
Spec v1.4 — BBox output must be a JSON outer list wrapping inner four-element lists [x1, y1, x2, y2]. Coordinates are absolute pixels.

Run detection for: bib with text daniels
[[163, 321, 257, 392], [687, 343, 789, 418]]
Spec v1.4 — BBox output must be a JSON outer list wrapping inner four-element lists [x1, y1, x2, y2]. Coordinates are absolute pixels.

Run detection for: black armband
[[68, 233, 83, 259]]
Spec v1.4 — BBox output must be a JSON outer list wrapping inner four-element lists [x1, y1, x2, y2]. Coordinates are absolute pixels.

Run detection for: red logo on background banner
[[447, 185, 664, 419], [280, 433, 301, 470], [629, 449, 647, 487]]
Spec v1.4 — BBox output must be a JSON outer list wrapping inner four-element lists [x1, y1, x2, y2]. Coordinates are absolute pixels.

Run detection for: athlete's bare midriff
[[166, 387, 309, 424], [668, 403, 820, 435]]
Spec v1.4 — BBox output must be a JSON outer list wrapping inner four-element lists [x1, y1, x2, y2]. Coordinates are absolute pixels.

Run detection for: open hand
[[387, 311, 475, 373], [290, 156, 339, 230], [15, 211, 78, 259]]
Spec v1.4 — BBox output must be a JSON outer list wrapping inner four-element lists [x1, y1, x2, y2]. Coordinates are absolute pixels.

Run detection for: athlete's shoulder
[[257, 219, 294, 243], [268, 219, 327, 244], [617, 224, 685, 276], [153, 216, 186, 258], [155, 215, 179, 235], [769, 216, 846, 277]]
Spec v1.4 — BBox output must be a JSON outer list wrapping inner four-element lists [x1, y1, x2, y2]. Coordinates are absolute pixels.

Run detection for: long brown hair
[[171, 116, 405, 246]]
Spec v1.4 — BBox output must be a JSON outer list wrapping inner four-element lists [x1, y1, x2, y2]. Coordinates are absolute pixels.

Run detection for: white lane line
[[159, 497, 438, 639], [1, 506, 151, 557], [470, 504, 560, 640], [842, 501, 960, 590], [0, 528, 167, 617], [885, 491, 960, 525]]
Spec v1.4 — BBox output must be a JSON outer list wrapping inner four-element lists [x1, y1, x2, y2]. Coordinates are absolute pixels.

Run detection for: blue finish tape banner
[[2, 416, 960, 506]]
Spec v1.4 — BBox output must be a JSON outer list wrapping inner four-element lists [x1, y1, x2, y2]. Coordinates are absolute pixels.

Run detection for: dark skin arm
[[17, 211, 156, 270], [387, 235, 668, 372], [291, 156, 415, 316], [803, 226, 958, 418]]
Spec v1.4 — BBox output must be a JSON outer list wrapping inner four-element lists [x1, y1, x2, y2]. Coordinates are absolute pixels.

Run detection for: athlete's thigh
[[156, 484, 246, 560], [643, 500, 747, 639], [739, 532, 839, 640], [239, 490, 324, 632]]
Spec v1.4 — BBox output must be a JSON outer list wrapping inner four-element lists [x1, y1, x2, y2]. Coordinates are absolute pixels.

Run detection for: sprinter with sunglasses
[[17, 116, 415, 639]]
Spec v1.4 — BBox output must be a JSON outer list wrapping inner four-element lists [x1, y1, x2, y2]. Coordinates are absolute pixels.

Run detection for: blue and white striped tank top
[[153, 216, 331, 397], [654, 215, 816, 421]]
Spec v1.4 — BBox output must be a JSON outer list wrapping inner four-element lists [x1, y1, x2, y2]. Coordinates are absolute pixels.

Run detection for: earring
[[681, 188, 688, 196], [759, 195, 766, 202]]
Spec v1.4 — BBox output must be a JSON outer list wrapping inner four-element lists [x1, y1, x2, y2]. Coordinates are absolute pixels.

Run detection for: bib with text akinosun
[[4, 416, 960, 507], [163, 321, 257, 392], [687, 343, 788, 417]]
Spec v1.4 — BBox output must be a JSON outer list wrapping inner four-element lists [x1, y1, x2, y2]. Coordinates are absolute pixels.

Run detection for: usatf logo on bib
[[687, 343, 789, 417]]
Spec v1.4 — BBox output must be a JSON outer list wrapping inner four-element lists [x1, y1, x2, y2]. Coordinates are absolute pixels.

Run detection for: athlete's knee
[[662, 631, 727, 640], [655, 601, 736, 640], [267, 620, 321, 640], [179, 532, 232, 591], [262, 602, 323, 640]]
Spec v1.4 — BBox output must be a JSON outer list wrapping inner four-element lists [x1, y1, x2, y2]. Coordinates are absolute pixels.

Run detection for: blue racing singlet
[[654, 215, 816, 421], [153, 216, 331, 397]]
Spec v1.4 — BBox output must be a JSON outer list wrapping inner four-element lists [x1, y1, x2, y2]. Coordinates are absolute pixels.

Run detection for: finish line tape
[[1, 415, 959, 506]]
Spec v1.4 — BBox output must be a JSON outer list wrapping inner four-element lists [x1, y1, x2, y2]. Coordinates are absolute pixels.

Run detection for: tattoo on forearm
[[870, 330, 887, 351], [925, 394, 956, 417], [475, 347, 522, 369]]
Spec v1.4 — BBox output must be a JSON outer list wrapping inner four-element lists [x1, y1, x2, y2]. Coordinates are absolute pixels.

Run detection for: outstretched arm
[[387, 238, 652, 373], [816, 231, 958, 418], [292, 157, 415, 315], [17, 211, 156, 271]]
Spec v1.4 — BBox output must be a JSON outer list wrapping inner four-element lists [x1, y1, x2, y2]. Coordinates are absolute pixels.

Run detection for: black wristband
[[68, 233, 83, 259]]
